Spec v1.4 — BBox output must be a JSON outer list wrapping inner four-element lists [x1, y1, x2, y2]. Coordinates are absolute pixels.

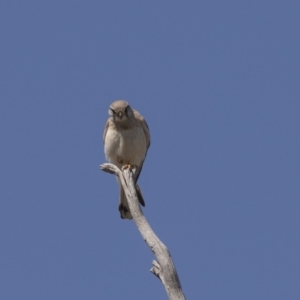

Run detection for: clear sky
[[1, 1, 299, 299]]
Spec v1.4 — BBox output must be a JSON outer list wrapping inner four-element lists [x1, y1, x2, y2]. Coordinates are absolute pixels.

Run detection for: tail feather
[[118, 180, 145, 220], [135, 183, 145, 207]]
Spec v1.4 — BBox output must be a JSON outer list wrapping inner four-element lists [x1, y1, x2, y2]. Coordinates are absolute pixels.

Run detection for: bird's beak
[[118, 111, 124, 119]]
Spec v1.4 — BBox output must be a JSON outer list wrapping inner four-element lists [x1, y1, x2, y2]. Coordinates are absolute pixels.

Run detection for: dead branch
[[100, 163, 186, 300]]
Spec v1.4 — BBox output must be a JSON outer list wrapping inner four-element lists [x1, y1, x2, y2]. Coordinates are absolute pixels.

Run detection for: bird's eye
[[125, 105, 131, 115], [109, 108, 116, 115]]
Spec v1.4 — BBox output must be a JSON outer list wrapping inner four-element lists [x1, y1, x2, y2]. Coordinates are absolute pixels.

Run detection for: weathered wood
[[100, 163, 186, 300]]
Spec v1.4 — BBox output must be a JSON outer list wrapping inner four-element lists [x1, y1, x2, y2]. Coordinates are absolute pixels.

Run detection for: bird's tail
[[118, 179, 145, 220]]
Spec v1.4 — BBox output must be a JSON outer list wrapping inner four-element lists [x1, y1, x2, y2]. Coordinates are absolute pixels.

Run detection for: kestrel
[[103, 100, 150, 219]]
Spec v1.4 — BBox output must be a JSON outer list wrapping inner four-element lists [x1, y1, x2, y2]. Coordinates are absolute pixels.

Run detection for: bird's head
[[109, 100, 133, 122]]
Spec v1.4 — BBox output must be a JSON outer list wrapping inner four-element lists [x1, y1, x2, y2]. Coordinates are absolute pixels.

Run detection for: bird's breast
[[104, 126, 147, 167]]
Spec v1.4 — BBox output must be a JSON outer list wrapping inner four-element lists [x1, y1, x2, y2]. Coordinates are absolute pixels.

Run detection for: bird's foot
[[121, 164, 131, 170], [121, 164, 138, 173]]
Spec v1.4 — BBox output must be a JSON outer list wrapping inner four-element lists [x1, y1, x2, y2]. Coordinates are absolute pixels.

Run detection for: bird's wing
[[133, 110, 151, 183], [103, 118, 110, 144]]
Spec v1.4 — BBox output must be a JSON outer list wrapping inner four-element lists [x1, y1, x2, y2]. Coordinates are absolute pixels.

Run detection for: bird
[[103, 100, 150, 219]]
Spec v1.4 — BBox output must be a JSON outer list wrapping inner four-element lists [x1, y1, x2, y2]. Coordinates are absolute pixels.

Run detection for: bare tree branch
[[100, 163, 186, 300]]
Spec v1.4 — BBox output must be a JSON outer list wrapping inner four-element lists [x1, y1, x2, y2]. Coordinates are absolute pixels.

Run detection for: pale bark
[[100, 163, 186, 300]]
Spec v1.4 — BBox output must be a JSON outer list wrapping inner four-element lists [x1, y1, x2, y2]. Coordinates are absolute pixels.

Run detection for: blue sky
[[1, 1, 300, 299]]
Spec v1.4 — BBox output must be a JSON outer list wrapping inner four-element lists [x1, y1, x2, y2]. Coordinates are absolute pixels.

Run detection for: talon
[[121, 164, 138, 172], [122, 164, 130, 170]]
